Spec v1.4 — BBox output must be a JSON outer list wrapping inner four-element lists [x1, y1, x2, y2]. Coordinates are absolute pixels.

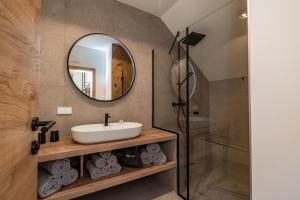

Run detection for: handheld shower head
[[177, 71, 194, 86]]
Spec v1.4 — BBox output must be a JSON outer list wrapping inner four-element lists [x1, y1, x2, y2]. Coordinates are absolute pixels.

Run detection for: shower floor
[[189, 154, 250, 200], [188, 132, 250, 200]]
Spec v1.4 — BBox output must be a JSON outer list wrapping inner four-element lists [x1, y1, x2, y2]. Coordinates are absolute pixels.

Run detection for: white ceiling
[[117, 0, 178, 17], [118, 0, 236, 34], [162, 0, 234, 34], [118, 0, 248, 81], [188, 0, 248, 81]]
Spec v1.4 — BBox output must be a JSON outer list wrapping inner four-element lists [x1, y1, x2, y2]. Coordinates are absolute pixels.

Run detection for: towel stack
[[86, 151, 122, 180], [38, 159, 79, 198], [141, 143, 167, 165], [38, 169, 62, 199]]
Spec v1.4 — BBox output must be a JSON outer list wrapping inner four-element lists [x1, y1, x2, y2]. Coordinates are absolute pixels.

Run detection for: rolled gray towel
[[86, 159, 103, 179], [40, 159, 70, 176], [146, 143, 161, 155], [38, 169, 62, 198], [99, 151, 112, 159], [62, 168, 78, 186], [101, 165, 112, 177], [110, 163, 122, 174], [91, 154, 106, 168], [107, 154, 118, 166], [141, 149, 153, 165], [152, 151, 167, 165]]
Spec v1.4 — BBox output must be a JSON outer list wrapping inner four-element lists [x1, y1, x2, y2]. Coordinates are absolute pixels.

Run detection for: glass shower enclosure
[[152, 1, 250, 199]]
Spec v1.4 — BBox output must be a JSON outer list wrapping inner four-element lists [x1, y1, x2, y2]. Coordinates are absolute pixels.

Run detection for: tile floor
[[189, 159, 250, 200], [76, 176, 181, 200]]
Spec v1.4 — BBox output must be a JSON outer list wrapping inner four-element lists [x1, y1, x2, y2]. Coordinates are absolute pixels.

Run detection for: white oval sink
[[71, 122, 143, 144]]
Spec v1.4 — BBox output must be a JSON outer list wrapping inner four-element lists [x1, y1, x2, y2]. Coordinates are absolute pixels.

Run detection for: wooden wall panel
[[0, 0, 41, 199], [111, 44, 134, 99]]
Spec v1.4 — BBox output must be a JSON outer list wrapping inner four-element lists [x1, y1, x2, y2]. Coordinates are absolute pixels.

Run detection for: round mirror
[[67, 33, 135, 101], [171, 58, 197, 101]]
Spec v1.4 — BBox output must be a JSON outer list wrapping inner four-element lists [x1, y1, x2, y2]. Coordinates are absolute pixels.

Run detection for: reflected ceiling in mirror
[[68, 33, 135, 101]]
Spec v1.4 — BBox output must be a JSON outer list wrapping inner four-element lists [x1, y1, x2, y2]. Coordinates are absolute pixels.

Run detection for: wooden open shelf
[[38, 129, 176, 162], [40, 161, 176, 200], [38, 128, 176, 199]]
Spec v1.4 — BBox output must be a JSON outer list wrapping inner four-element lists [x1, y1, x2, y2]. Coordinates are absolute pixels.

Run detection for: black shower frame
[[152, 27, 190, 200]]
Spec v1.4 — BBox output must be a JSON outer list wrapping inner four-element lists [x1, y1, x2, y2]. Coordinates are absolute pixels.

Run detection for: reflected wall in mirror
[[68, 33, 135, 101]]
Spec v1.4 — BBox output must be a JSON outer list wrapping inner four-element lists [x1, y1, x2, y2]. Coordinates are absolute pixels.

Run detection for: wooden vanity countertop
[[38, 128, 176, 162]]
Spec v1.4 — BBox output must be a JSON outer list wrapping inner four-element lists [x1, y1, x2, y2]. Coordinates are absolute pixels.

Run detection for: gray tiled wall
[[39, 0, 174, 135]]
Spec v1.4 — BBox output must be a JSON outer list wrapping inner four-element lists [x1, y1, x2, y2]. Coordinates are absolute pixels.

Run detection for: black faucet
[[105, 113, 111, 126]]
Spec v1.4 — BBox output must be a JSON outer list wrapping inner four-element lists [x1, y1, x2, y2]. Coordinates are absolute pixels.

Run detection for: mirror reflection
[[68, 34, 135, 101], [171, 58, 197, 101]]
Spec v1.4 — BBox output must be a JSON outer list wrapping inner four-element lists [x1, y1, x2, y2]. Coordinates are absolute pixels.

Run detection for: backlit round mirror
[[67, 33, 135, 101], [171, 58, 197, 101]]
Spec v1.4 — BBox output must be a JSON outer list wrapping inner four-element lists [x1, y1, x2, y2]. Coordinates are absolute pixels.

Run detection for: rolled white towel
[[61, 168, 78, 186], [110, 163, 122, 174], [91, 154, 106, 168], [86, 159, 103, 179], [99, 151, 112, 159], [141, 149, 153, 165], [40, 159, 70, 176], [38, 169, 62, 198], [107, 154, 118, 166], [152, 151, 167, 165], [146, 143, 161, 155]]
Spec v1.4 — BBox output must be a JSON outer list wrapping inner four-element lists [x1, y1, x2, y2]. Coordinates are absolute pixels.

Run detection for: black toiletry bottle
[[38, 132, 46, 144], [50, 130, 59, 142], [55, 130, 59, 141]]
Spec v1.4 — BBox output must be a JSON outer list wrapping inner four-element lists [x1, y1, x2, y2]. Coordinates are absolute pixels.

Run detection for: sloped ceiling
[[118, 0, 248, 81], [187, 0, 248, 81], [161, 0, 233, 34], [117, 0, 178, 17]]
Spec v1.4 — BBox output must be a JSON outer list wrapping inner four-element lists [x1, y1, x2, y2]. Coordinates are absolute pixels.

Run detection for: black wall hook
[[32, 117, 56, 132], [32, 117, 56, 144]]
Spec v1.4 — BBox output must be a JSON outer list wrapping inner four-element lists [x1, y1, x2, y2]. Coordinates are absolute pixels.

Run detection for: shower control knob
[[31, 141, 40, 155]]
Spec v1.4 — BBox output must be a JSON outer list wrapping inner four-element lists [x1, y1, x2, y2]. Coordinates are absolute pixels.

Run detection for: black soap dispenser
[[50, 130, 59, 142]]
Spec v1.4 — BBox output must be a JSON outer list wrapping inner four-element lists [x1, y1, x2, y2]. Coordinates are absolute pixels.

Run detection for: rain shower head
[[181, 32, 206, 46], [169, 31, 206, 54]]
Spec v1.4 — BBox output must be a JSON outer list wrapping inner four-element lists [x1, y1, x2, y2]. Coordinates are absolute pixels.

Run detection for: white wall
[[69, 46, 107, 99], [105, 44, 112, 100], [249, 0, 300, 199]]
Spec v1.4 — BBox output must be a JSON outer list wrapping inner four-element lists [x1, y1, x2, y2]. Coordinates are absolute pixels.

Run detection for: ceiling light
[[239, 10, 248, 20]]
